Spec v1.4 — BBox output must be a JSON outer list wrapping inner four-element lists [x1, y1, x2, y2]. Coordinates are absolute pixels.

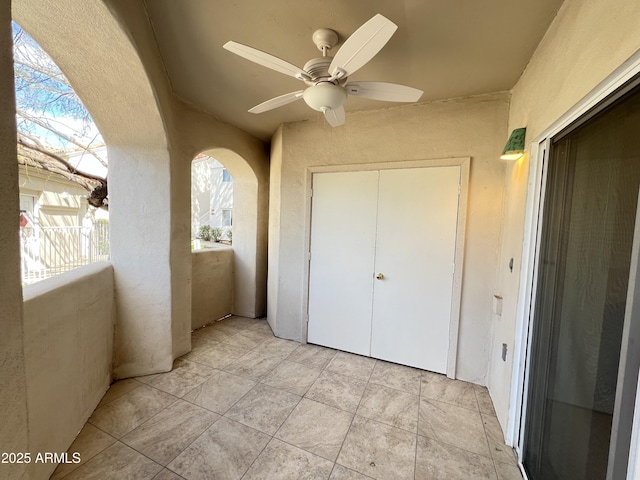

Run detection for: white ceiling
[[145, 0, 564, 141]]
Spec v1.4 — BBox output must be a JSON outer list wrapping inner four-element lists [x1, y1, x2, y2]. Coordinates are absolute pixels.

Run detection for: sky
[[12, 21, 107, 177]]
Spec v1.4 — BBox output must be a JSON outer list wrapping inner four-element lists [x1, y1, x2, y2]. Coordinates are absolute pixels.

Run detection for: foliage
[[226, 229, 233, 244], [211, 227, 223, 242], [198, 225, 224, 242], [198, 225, 213, 241]]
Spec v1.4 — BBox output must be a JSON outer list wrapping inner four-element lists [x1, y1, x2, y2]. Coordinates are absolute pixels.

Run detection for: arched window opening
[[191, 153, 233, 249], [191, 147, 265, 320], [13, 22, 109, 285]]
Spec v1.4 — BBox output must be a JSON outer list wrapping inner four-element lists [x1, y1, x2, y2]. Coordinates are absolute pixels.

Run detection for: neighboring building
[[191, 153, 233, 241], [18, 145, 109, 283]]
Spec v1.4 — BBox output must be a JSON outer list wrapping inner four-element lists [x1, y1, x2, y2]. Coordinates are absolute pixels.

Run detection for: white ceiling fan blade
[[328, 14, 397, 78], [248, 90, 304, 114], [324, 106, 345, 127], [346, 82, 423, 102], [223, 41, 309, 80]]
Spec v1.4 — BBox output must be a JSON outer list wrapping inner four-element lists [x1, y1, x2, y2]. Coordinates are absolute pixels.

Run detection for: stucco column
[[0, 3, 30, 479], [109, 146, 176, 377]]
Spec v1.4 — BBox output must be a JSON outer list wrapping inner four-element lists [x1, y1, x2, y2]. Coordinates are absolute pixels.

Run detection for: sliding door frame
[[508, 50, 640, 480]]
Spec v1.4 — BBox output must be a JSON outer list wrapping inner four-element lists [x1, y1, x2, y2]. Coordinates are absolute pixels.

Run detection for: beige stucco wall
[[268, 93, 510, 383], [0, 3, 29, 479], [489, 0, 640, 435], [22, 263, 114, 479], [192, 248, 234, 330]]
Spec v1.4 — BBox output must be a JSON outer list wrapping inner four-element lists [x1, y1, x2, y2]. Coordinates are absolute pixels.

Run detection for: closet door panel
[[307, 170, 379, 355], [370, 166, 460, 372]]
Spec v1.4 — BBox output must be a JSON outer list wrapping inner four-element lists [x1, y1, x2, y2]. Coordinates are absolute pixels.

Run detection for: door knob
[[376, 273, 384, 280]]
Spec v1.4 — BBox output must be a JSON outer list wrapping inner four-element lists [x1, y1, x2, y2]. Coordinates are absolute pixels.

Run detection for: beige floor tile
[[482, 413, 518, 466], [88, 385, 176, 438], [121, 399, 219, 465], [193, 323, 241, 343], [276, 398, 353, 461], [51, 424, 116, 479], [254, 336, 300, 357], [305, 371, 367, 413], [337, 416, 416, 480], [210, 320, 243, 334], [356, 383, 419, 432], [246, 319, 275, 335], [327, 351, 376, 382], [223, 329, 271, 349], [242, 438, 334, 480], [190, 333, 214, 348], [66, 322, 521, 480], [97, 379, 143, 408], [369, 361, 421, 395], [287, 343, 337, 370], [138, 359, 216, 398], [152, 469, 184, 480], [329, 464, 374, 479], [420, 372, 479, 411], [496, 461, 523, 480], [418, 398, 490, 457], [225, 383, 300, 434], [189, 341, 247, 369], [63, 442, 162, 480], [221, 316, 259, 329], [167, 417, 269, 480], [178, 335, 217, 361], [223, 349, 287, 380], [475, 385, 497, 415], [415, 436, 497, 480], [260, 360, 322, 395], [182, 370, 255, 414]]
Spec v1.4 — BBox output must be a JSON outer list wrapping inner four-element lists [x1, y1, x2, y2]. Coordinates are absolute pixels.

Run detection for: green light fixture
[[500, 127, 527, 160]]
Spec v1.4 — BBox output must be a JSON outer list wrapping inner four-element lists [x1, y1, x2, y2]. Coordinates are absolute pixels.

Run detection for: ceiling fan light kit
[[223, 14, 424, 127], [302, 83, 347, 112]]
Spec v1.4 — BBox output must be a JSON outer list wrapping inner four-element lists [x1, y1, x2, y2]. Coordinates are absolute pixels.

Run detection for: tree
[[13, 23, 108, 208]]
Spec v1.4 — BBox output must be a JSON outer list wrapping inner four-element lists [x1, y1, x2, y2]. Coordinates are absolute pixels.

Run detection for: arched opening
[[191, 154, 233, 246], [12, 22, 110, 285], [190, 147, 262, 326]]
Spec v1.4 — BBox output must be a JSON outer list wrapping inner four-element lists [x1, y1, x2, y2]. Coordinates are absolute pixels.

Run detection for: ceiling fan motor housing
[[302, 57, 346, 86]]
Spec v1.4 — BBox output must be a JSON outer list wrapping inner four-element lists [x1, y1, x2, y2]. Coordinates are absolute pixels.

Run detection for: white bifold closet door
[[307, 166, 460, 373]]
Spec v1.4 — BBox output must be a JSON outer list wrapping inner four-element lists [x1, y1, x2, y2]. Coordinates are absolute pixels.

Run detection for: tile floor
[[51, 316, 523, 480]]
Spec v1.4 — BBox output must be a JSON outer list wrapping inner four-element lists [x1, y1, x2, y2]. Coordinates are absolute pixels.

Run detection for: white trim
[[627, 368, 640, 479], [508, 47, 640, 463], [507, 138, 550, 448], [302, 157, 470, 378]]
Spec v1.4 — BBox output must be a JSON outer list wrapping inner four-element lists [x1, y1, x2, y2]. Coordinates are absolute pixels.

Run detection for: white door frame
[[302, 157, 470, 379], [507, 49, 640, 476]]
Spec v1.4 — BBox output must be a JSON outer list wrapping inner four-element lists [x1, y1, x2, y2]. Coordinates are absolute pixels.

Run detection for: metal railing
[[20, 223, 110, 285]]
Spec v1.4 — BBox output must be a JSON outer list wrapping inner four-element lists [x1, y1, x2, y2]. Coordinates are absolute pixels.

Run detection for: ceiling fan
[[223, 14, 423, 127]]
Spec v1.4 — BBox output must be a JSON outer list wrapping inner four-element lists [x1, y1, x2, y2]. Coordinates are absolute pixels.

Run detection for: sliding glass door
[[523, 84, 640, 479]]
